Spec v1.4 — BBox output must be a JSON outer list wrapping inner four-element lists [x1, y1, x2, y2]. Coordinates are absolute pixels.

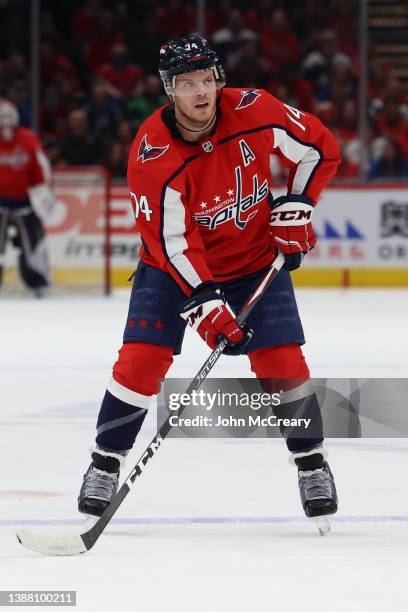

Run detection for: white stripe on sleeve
[[163, 186, 203, 288], [36, 149, 52, 185], [272, 127, 321, 194]]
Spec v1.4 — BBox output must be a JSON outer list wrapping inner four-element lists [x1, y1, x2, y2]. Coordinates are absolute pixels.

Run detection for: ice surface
[[1, 289, 408, 611]]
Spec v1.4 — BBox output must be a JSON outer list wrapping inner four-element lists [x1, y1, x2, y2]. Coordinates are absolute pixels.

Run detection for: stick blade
[[16, 528, 87, 556]]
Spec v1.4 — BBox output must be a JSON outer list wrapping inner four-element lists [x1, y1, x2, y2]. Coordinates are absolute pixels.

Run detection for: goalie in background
[[0, 99, 54, 296]]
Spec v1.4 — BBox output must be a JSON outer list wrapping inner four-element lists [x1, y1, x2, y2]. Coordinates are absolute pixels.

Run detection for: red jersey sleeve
[[127, 134, 214, 295], [264, 93, 341, 203]]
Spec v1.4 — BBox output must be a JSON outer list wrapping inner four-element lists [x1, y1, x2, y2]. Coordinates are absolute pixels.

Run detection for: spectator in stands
[[40, 86, 69, 139], [260, 9, 301, 76], [5, 82, 30, 127], [126, 14, 167, 75], [383, 78, 408, 110], [43, 136, 62, 166], [60, 109, 100, 166], [205, 0, 232, 36], [126, 74, 167, 131], [322, 57, 356, 107], [226, 39, 272, 89], [368, 56, 394, 113], [315, 101, 336, 130], [268, 64, 315, 113], [85, 10, 124, 73], [5, 52, 28, 89], [376, 95, 408, 160], [367, 120, 391, 170], [155, 0, 196, 39], [99, 44, 144, 100], [40, 42, 80, 93], [2, 1, 402, 182], [41, 11, 65, 49], [244, 0, 276, 33], [104, 140, 127, 178], [116, 120, 133, 158], [86, 80, 122, 146], [212, 9, 257, 64], [302, 29, 351, 83], [335, 100, 361, 178], [74, 0, 102, 40], [368, 138, 408, 179]]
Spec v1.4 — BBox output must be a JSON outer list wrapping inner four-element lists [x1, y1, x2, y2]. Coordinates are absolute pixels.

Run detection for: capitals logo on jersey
[[137, 134, 169, 163], [193, 165, 269, 231], [235, 90, 261, 110]]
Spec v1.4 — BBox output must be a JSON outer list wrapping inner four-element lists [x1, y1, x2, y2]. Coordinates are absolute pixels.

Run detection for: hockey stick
[[16, 251, 285, 555]]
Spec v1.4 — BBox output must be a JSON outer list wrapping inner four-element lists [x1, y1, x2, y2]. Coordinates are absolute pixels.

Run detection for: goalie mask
[[159, 34, 225, 98], [0, 99, 19, 141]]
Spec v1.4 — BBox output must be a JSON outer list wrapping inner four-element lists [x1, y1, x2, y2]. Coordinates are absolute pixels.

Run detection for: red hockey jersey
[[0, 127, 50, 200], [127, 88, 340, 295]]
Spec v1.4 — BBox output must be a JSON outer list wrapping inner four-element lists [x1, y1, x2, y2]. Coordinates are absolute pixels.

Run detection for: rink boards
[[39, 183, 408, 289]]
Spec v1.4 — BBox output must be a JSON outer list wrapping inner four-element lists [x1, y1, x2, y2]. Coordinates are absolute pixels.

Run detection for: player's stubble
[[173, 71, 217, 140]]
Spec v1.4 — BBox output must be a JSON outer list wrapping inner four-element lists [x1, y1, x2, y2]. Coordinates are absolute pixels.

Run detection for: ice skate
[[291, 447, 338, 536], [78, 448, 124, 518]]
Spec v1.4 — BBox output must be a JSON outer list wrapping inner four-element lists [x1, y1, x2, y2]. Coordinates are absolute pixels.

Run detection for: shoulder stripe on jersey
[[272, 127, 322, 195], [218, 124, 276, 146], [216, 124, 324, 196], [159, 154, 199, 291]]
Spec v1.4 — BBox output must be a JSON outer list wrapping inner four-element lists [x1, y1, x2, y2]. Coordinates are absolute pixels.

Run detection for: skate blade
[[84, 514, 99, 529], [313, 516, 331, 536]]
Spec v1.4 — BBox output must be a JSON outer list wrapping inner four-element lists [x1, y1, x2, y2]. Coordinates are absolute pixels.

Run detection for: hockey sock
[[95, 343, 174, 453], [248, 344, 323, 452], [95, 388, 148, 453], [273, 385, 324, 453]]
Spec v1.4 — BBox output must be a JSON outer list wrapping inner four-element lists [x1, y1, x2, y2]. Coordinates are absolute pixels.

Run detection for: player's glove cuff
[[270, 194, 316, 266], [280, 251, 305, 271], [270, 194, 314, 227]]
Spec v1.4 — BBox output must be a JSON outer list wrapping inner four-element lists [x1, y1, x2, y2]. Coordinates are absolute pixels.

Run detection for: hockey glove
[[180, 287, 252, 356], [28, 183, 55, 220], [270, 194, 316, 271]]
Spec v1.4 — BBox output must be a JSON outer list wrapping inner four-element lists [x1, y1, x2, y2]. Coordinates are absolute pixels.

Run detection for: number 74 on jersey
[[130, 192, 153, 222]]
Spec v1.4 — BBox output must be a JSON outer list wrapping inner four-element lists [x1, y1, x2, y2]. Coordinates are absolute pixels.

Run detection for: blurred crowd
[[1, 0, 408, 181]]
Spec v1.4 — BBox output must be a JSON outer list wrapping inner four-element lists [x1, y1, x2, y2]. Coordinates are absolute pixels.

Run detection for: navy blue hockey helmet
[[159, 34, 225, 96]]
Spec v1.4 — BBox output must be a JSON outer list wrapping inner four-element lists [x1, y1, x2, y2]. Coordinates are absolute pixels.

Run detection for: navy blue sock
[[273, 392, 324, 453], [95, 390, 147, 452]]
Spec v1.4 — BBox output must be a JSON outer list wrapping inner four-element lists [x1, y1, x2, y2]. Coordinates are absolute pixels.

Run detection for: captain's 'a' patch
[[239, 139, 256, 167], [235, 89, 261, 110]]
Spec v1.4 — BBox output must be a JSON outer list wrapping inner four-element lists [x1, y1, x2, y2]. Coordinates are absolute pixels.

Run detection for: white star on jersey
[[200, 201, 207, 209], [213, 195, 221, 203], [227, 189, 234, 196]]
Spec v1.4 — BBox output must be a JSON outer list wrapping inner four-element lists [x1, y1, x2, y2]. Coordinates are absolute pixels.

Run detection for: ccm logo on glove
[[270, 194, 316, 271], [180, 288, 252, 355], [270, 206, 312, 224]]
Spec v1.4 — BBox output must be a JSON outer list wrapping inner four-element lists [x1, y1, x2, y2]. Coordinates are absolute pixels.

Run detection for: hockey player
[[0, 99, 53, 295], [78, 36, 340, 525]]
